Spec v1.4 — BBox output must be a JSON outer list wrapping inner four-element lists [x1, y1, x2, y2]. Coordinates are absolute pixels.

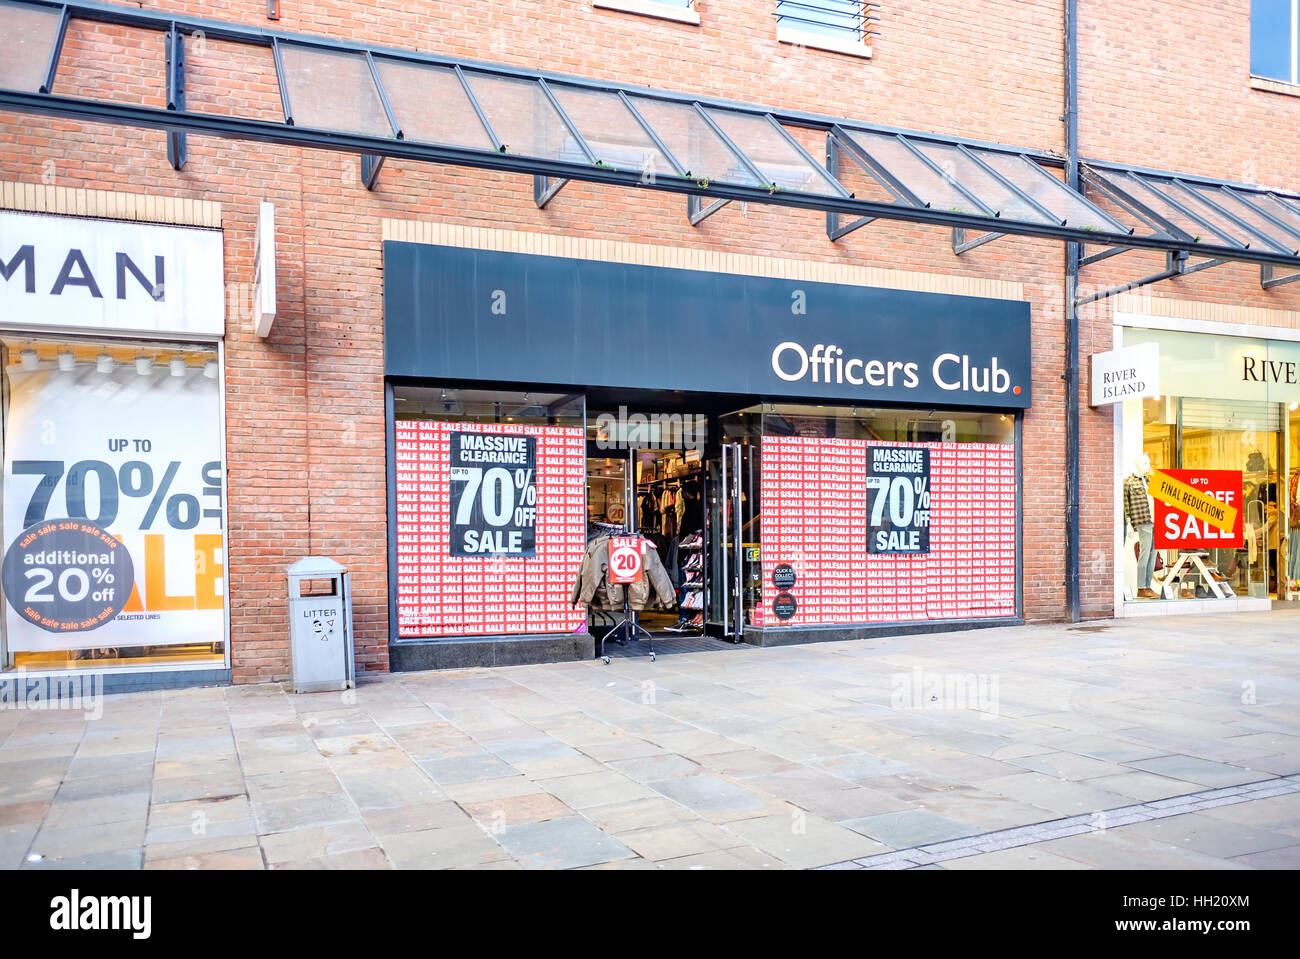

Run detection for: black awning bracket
[[1261, 263, 1300, 290], [534, 175, 569, 210], [687, 194, 730, 226], [951, 227, 1005, 256], [164, 21, 186, 170], [1075, 250, 1230, 307]]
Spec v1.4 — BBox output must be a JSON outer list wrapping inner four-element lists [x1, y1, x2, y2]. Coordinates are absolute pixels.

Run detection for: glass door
[[706, 442, 743, 640]]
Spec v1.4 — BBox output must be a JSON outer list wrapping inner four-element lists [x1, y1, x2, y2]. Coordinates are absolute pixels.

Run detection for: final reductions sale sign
[[1, 363, 224, 653], [866, 446, 931, 553], [1153, 469, 1243, 549], [449, 431, 537, 556]]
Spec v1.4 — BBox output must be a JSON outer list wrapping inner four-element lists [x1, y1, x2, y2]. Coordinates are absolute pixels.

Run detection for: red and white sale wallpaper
[[394, 420, 587, 637], [757, 436, 1016, 626]]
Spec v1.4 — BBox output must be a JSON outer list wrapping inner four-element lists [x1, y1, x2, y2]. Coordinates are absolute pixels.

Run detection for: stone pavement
[[3, 609, 1300, 870]]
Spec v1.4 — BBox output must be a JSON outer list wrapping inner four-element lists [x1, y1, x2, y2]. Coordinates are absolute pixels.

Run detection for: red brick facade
[[3, 1, 1297, 681]]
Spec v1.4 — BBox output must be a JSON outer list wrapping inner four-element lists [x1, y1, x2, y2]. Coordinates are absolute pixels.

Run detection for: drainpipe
[[1064, 0, 1082, 623]]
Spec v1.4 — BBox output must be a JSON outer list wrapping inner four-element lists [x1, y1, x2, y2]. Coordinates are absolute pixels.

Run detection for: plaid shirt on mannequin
[[1124, 473, 1153, 527]]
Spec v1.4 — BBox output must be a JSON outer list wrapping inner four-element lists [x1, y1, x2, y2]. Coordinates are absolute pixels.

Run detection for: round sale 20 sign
[[1, 520, 135, 633], [608, 536, 643, 585]]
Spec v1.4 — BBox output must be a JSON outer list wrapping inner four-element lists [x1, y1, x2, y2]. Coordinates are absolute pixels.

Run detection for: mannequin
[[1124, 454, 1158, 599]]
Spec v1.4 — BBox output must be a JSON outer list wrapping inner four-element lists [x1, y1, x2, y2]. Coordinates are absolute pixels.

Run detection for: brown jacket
[[571, 534, 675, 611]]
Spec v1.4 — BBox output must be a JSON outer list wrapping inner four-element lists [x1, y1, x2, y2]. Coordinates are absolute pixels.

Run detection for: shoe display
[[1136, 588, 1159, 599]]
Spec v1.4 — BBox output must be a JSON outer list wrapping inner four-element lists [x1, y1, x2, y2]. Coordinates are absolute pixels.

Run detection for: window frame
[[1251, 0, 1299, 85], [775, 1, 873, 60]]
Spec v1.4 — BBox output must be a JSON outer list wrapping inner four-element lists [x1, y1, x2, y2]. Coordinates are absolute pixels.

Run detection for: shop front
[[1111, 320, 1300, 613], [384, 241, 1030, 668], [0, 210, 229, 687]]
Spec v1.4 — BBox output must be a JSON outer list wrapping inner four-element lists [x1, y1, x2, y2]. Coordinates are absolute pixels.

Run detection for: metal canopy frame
[[4, 1, 1300, 301]]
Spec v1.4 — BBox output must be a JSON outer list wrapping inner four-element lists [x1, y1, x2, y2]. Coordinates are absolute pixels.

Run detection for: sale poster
[[448, 431, 537, 557], [1153, 469, 1243, 549], [608, 536, 643, 584], [866, 446, 931, 554], [1, 361, 224, 652]]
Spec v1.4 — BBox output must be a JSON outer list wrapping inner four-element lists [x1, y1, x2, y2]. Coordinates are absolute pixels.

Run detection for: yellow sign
[[1147, 470, 1238, 534]]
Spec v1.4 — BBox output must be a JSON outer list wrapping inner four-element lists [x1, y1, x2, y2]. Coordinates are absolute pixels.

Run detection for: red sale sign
[[608, 536, 643, 584], [1154, 469, 1243, 549]]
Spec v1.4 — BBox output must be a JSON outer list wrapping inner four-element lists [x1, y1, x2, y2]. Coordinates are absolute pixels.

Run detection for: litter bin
[[287, 557, 355, 693]]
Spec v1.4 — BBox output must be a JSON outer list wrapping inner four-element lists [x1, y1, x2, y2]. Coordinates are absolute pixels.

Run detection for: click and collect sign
[[448, 431, 537, 557], [1090, 342, 1159, 407], [1151, 469, 1242, 549]]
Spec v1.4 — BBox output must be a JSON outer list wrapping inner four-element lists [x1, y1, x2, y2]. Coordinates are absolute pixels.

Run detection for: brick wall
[[6, 1, 1295, 675]]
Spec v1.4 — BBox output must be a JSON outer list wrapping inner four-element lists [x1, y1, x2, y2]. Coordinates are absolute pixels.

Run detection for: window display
[[392, 388, 586, 638], [1, 335, 225, 670], [755, 405, 1016, 628], [1118, 328, 1300, 603]]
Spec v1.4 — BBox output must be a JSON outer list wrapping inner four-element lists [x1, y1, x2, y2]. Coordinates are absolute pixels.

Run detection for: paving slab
[[493, 815, 635, 869], [842, 808, 975, 847], [1118, 811, 1300, 859], [1125, 755, 1266, 788], [723, 812, 889, 868], [378, 823, 508, 869]]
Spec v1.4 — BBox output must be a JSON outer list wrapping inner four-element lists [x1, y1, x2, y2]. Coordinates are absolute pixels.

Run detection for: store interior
[[586, 446, 707, 635]]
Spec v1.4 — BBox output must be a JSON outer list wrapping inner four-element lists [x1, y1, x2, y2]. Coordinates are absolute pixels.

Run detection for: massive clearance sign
[[1149, 468, 1241, 548]]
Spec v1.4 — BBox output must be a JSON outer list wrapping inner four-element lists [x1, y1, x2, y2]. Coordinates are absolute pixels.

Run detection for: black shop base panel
[[387, 616, 1023, 670], [743, 616, 1024, 647], [389, 633, 595, 671]]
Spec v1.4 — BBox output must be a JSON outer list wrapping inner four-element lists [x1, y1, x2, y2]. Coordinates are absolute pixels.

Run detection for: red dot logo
[[1013, 385, 1022, 395]]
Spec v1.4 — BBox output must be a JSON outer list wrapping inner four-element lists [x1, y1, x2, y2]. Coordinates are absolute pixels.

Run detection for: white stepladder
[[1156, 551, 1237, 600]]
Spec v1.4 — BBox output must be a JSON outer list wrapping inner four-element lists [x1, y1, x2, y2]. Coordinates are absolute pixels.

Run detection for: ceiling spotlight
[[203, 359, 218, 379], [169, 357, 187, 378], [95, 353, 115, 373], [57, 350, 76, 371], [19, 348, 39, 371], [134, 355, 153, 376]]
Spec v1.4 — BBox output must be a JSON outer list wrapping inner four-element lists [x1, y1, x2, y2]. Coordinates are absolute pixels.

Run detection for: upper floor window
[[1252, 0, 1298, 83], [775, 1, 874, 57], [593, 0, 699, 27]]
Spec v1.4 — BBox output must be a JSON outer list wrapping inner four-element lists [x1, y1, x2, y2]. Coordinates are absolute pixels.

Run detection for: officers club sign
[[385, 243, 1034, 410]]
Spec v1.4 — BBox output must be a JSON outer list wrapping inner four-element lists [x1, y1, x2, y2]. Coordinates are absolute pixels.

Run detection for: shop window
[[392, 387, 586, 639], [0, 334, 225, 672], [1119, 328, 1300, 603], [1251, 0, 1297, 83], [755, 404, 1017, 629]]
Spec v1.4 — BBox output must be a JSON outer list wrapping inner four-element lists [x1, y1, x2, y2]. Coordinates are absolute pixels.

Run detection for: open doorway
[[584, 443, 706, 637]]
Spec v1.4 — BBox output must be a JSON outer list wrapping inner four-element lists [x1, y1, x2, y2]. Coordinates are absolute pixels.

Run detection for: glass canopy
[[4, 0, 1300, 274]]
